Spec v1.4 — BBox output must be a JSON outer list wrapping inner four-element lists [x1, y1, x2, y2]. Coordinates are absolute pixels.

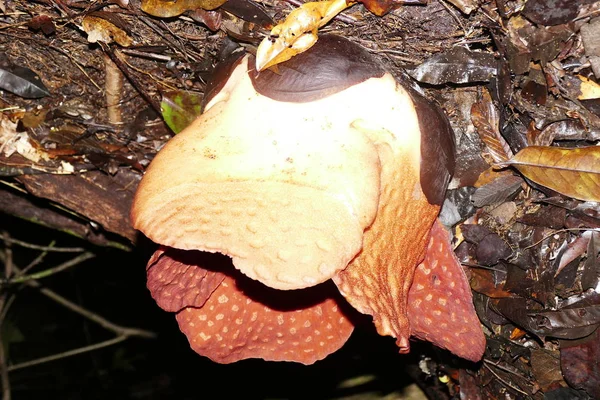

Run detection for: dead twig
[[6, 335, 128, 372], [1, 252, 95, 284], [0, 231, 13, 400], [0, 235, 85, 253]]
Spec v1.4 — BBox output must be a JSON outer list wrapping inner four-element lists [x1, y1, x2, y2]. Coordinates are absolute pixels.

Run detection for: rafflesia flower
[[131, 35, 486, 365]]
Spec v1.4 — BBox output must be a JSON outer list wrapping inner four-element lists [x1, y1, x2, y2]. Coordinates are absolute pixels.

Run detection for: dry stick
[[19, 269, 156, 339], [4, 252, 95, 284], [101, 44, 162, 115], [483, 363, 530, 397], [2, 265, 155, 373], [0, 233, 13, 400], [0, 235, 84, 253], [7, 336, 128, 373], [19, 241, 54, 276], [104, 53, 124, 125], [0, 338, 9, 400]]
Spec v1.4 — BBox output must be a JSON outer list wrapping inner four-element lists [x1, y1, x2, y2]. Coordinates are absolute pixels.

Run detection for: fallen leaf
[[535, 119, 600, 146], [445, 0, 478, 14], [582, 232, 600, 290], [160, 91, 204, 134], [220, 0, 273, 28], [503, 146, 600, 202], [522, 0, 595, 26], [469, 269, 514, 298], [141, 0, 227, 17], [530, 349, 567, 392], [82, 14, 133, 46], [28, 15, 55, 35], [577, 75, 600, 100], [560, 326, 600, 399], [0, 65, 50, 98], [471, 88, 512, 163], [471, 174, 523, 207], [407, 46, 497, 85]]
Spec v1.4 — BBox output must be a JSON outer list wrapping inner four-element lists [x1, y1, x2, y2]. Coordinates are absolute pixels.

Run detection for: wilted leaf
[[476, 234, 512, 266], [190, 8, 222, 31], [577, 75, 600, 100], [518, 204, 566, 229], [472, 175, 523, 207], [221, 0, 273, 28], [445, 0, 478, 14], [522, 0, 594, 26], [160, 91, 204, 134], [494, 297, 600, 340], [141, 0, 227, 17], [0, 65, 50, 98], [82, 14, 133, 46], [582, 232, 600, 290], [533, 306, 600, 334], [560, 326, 600, 399], [407, 46, 497, 85], [471, 88, 512, 164], [504, 146, 600, 202], [470, 269, 514, 298], [28, 15, 55, 35], [530, 349, 567, 392], [536, 119, 600, 146]]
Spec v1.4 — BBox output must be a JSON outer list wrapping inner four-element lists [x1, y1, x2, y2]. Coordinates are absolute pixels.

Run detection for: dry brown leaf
[[471, 88, 512, 163], [141, 0, 227, 17], [504, 146, 600, 202], [82, 15, 133, 46]]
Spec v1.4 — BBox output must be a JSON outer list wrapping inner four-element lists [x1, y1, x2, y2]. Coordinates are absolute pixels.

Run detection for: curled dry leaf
[[141, 0, 228, 17], [444, 0, 478, 14], [470, 88, 512, 164], [82, 15, 133, 46], [471, 174, 524, 207], [503, 146, 600, 202]]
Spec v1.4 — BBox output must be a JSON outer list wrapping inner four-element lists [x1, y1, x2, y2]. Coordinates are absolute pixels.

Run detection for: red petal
[[146, 248, 226, 312], [166, 253, 354, 364], [408, 221, 486, 362]]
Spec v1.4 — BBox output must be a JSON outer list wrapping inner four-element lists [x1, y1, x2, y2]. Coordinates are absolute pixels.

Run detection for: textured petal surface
[[408, 221, 486, 362], [149, 249, 355, 364], [146, 248, 226, 312], [132, 57, 386, 290], [333, 94, 440, 353]]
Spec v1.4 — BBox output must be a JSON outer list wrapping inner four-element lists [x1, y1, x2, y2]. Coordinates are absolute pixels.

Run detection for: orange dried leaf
[[471, 88, 511, 163], [505, 146, 600, 202], [141, 0, 227, 17], [82, 15, 133, 46]]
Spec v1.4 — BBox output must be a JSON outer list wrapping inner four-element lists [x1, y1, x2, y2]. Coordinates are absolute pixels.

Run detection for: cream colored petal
[[132, 57, 385, 290]]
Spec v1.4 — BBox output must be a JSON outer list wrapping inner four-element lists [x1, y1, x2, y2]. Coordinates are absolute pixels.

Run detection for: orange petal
[[334, 145, 440, 352], [146, 249, 226, 312], [408, 221, 486, 362], [151, 249, 355, 364]]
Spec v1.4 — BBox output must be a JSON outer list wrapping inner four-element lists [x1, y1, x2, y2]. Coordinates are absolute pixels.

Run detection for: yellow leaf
[[141, 0, 227, 17], [577, 75, 600, 100], [82, 15, 133, 46], [505, 146, 600, 201], [255, 0, 354, 71]]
